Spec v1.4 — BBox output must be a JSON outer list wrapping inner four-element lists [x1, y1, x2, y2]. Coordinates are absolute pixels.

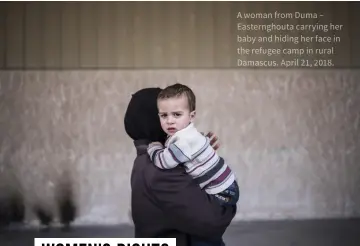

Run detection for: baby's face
[[157, 95, 195, 136]]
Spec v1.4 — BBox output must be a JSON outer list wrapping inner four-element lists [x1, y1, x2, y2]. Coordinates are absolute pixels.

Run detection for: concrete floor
[[1, 219, 360, 246]]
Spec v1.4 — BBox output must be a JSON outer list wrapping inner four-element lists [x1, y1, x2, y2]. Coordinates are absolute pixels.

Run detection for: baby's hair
[[158, 83, 196, 111]]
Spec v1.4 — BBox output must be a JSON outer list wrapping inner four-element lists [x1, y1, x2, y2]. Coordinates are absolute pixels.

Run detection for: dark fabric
[[131, 141, 236, 244], [125, 88, 237, 246], [130, 140, 189, 246], [124, 87, 167, 144], [190, 237, 225, 246]]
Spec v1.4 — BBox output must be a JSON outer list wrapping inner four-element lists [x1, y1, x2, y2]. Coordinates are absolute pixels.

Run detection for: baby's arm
[[147, 138, 192, 169]]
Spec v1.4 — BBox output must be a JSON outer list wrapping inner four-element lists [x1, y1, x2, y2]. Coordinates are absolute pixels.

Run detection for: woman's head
[[124, 87, 167, 143]]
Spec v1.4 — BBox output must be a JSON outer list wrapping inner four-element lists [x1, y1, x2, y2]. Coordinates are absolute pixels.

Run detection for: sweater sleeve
[[147, 138, 192, 169]]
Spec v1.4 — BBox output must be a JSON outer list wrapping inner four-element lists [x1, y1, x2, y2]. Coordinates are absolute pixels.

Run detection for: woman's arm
[[148, 166, 236, 239]]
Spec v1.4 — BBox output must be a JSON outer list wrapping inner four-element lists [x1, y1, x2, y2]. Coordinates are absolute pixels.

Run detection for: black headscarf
[[124, 87, 167, 144]]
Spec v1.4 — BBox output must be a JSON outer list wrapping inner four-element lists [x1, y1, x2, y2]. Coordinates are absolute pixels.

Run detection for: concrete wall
[[1, 2, 360, 70], [0, 69, 359, 225]]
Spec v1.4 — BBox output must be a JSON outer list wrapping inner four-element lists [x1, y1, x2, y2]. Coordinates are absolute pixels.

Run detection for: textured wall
[[1, 2, 360, 69], [0, 70, 359, 226]]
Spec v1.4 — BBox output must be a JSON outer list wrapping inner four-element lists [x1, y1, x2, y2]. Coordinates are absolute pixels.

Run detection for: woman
[[124, 87, 236, 246]]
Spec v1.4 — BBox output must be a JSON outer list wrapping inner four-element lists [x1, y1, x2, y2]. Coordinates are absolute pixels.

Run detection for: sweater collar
[[165, 122, 195, 145]]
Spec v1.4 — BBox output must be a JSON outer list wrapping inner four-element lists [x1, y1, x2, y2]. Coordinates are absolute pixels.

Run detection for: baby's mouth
[[167, 127, 176, 132]]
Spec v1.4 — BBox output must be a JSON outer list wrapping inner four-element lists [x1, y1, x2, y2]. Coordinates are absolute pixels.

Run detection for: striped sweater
[[147, 123, 235, 195]]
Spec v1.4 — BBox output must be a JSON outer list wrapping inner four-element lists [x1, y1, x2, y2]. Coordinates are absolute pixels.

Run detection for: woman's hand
[[205, 131, 220, 151]]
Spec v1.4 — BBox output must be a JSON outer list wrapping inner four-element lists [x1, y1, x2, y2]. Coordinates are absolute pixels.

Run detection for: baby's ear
[[190, 110, 196, 120]]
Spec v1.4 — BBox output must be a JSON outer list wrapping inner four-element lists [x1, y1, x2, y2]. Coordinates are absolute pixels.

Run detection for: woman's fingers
[[206, 131, 220, 150]]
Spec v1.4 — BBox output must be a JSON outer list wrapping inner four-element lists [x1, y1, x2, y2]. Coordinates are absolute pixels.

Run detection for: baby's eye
[[159, 114, 167, 118], [174, 113, 181, 117]]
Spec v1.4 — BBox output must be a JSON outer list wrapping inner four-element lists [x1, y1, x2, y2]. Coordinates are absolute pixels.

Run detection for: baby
[[147, 83, 239, 206]]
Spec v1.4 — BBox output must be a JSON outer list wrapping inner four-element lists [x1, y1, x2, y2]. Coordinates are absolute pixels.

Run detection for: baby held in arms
[[147, 83, 239, 205]]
